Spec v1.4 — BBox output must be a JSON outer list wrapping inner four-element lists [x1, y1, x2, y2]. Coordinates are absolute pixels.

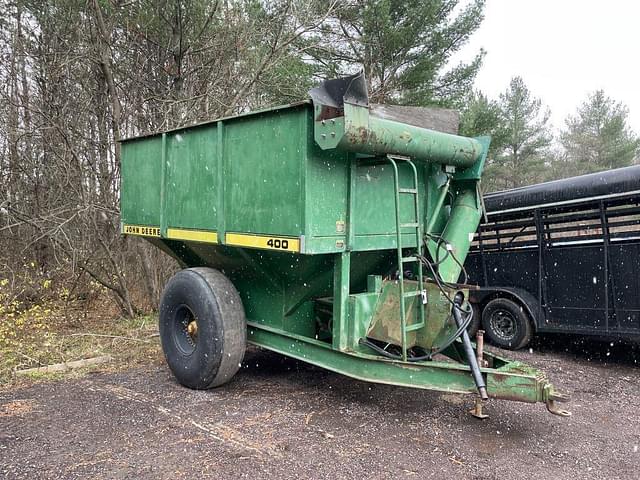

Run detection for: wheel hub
[[187, 320, 198, 337], [173, 305, 199, 354], [490, 309, 517, 341]]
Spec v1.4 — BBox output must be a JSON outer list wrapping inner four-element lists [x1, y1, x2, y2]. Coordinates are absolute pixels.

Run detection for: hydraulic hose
[[452, 292, 488, 400]]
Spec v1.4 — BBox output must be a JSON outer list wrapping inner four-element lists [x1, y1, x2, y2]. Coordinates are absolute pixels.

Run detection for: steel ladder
[[387, 155, 427, 361]]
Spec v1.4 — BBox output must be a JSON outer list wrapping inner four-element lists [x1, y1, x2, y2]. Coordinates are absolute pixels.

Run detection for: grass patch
[[0, 301, 163, 388]]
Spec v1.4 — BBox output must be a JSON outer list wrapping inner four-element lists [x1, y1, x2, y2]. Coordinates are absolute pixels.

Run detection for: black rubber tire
[[467, 303, 482, 338], [159, 267, 246, 389], [481, 297, 532, 350]]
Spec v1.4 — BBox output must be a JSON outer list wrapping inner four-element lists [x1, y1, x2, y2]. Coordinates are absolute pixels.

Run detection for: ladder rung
[[402, 290, 420, 298], [387, 154, 411, 161], [400, 222, 419, 228], [406, 323, 425, 332], [401, 256, 417, 263], [398, 188, 418, 194]]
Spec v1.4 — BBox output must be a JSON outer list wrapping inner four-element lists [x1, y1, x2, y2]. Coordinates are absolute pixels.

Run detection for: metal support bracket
[[543, 385, 572, 417], [470, 397, 489, 419]]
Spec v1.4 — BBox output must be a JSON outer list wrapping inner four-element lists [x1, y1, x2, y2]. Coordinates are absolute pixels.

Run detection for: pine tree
[[486, 77, 552, 191], [459, 91, 507, 159], [307, 0, 486, 106], [560, 90, 639, 174]]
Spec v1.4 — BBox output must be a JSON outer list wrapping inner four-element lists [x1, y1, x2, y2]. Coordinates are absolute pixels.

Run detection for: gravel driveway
[[1, 339, 639, 479]]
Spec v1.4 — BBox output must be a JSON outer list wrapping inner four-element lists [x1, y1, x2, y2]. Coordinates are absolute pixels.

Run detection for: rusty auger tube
[[453, 293, 488, 400]]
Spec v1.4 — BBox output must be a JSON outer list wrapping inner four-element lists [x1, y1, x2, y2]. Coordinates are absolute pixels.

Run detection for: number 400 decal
[[225, 233, 300, 252], [266, 238, 289, 249]]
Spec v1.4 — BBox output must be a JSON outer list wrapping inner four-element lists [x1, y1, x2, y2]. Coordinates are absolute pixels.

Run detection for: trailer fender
[[468, 287, 543, 331]]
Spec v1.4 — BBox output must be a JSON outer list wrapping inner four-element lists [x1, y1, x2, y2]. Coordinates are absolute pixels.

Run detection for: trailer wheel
[[159, 267, 246, 389], [481, 298, 532, 350]]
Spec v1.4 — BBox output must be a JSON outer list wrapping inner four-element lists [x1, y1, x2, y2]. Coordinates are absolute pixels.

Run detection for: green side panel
[[353, 161, 420, 236], [224, 107, 307, 236], [120, 136, 163, 226], [165, 127, 218, 230], [305, 138, 349, 238]]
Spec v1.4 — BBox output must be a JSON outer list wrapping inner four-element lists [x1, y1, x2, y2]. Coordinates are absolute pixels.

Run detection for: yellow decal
[[122, 224, 160, 237], [166, 228, 218, 244], [225, 233, 300, 252]]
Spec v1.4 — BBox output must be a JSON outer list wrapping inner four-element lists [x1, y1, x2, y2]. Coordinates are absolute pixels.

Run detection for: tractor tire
[[481, 297, 532, 350], [159, 267, 246, 389]]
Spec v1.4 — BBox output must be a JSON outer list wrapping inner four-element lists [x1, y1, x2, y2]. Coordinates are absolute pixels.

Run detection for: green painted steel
[[429, 187, 483, 283], [120, 82, 568, 414], [165, 129, 218, 231], [366, 280, 467, 353], [120, 135, 162, 226], [315, 102, 483, 168], [120, 102, 486, 258], [246, 321, 561, 404]]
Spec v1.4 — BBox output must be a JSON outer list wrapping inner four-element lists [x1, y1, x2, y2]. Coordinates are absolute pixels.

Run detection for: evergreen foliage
[[560, 90, 639, 175]]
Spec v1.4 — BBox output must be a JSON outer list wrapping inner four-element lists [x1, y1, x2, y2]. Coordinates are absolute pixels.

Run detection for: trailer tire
[[159, 267, 246, 389], [481, 298, 532, 350]]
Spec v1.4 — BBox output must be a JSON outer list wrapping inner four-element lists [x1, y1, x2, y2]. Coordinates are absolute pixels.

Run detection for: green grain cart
[[120, 73, 569, 417]]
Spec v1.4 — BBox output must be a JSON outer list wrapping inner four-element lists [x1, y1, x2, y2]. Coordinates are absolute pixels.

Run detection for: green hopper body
[[120, 86, 568, 415]]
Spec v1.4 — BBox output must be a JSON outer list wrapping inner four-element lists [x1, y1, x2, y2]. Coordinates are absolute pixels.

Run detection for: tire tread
[[189, 267, 246, 388]]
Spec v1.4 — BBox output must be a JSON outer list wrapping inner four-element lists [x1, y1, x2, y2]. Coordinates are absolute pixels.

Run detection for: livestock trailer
[[120, 73, 569, 417], [466, 166, 640, 349]]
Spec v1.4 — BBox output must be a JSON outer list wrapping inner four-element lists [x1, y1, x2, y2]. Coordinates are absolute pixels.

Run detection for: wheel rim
[[173, 304, 199, 355], [489, 308, 518, 341]]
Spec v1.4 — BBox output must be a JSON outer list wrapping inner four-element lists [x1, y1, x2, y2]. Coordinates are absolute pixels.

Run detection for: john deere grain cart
[[120, 73, 569, 417]]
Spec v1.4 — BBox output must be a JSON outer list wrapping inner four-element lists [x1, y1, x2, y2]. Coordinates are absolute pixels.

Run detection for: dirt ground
[[1, 336, 639, 480]]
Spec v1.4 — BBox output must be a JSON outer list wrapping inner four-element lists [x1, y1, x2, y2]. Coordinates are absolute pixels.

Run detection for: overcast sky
[[453, 0, 640, 133]]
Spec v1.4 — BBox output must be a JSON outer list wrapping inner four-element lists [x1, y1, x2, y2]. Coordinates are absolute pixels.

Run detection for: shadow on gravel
[[530, 334, 640, 367], [238, 346, 466, 420], [240, 347, 317, 375]]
